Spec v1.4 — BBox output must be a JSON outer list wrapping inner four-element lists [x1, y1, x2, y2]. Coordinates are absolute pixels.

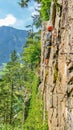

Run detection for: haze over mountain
[[0, 26, 28, 65]]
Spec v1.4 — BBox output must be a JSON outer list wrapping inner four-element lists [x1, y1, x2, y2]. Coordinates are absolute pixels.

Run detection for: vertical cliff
[[40, 0, 73, 130]]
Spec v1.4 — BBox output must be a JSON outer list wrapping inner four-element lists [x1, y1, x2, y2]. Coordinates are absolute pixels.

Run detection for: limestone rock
[[40, 0, 73, 129]]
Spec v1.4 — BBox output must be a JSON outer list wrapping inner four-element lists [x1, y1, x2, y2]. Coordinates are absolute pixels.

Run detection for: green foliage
[[19, 0, 52, 26], [18, 0, 28, 7], [0, 2, 50, 126], [33, 15, 42, 28], [40, 0, 51, 21], [23, 75, 48, 130], [22, 32, 48, 129], [0, 51, 25, 128], [23, 35, 41, 68], [10, 50, 18, 62], [0, 30, 42, 129], [0, 124, 20, 130], [0, 0, 52, 129], [19, 0, 41, 7], [23, 42, 40, 66]]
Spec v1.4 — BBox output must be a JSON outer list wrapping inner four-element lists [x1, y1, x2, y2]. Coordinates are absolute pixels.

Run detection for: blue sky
[[0, 0, 39, 31]]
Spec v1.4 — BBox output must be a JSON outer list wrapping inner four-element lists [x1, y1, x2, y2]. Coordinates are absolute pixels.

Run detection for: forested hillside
[[0, 26, 27, 65], [0, 0, 51, 129], [0, 0, 52, 130]]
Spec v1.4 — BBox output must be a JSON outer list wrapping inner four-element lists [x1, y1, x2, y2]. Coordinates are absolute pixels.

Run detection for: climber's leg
[[45, 47, 51, 65], [45, 59, 49, 65]]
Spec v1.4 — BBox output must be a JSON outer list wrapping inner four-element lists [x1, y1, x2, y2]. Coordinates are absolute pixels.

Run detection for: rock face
[[40, 0, 73, 130]]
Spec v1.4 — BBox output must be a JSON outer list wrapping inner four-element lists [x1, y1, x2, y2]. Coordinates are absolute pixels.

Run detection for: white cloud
[[31, 11, 39, 17], [28, 2, 41, 17], [34, 2, 41, 10], [0, 14, 16, 27]]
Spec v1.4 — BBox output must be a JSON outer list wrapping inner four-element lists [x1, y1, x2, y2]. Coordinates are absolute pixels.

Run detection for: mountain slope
[[0, 26, 28, 65]]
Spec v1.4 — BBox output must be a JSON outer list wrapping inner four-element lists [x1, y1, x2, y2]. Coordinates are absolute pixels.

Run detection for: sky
[[0, 0, 39, 31]]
